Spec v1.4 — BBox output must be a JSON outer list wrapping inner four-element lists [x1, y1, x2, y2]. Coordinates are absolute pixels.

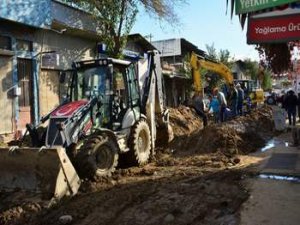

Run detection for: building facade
[[0, 0, 101, 140], [0, 1, 158, 141]]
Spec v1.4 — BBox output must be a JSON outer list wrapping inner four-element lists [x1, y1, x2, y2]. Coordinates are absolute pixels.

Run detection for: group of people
[[192, 83, 246, 127]]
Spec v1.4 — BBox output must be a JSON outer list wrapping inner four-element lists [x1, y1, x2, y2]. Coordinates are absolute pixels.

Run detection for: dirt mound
[[169, 105, 275, 156], [169, 106, 202, 137]]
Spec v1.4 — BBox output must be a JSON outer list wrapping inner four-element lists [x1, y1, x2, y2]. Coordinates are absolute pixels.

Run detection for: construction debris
[[0, 105, 276, 225]]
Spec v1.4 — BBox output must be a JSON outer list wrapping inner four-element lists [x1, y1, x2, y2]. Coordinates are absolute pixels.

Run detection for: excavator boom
[[190, 52, 233, 94]]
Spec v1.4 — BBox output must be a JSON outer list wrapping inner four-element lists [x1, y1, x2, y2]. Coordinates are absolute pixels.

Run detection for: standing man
[[236, 83, 244, 116], [192, 92, 208, 127], [284, 90, 298, 126], [208, 94, 220, 123], [213, 88, 227, 122], [228, 83, 238, 117]]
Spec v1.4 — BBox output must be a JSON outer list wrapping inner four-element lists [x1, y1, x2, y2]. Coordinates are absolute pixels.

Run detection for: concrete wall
[[36, 30, 96, 70], [36, 30, 96, 116], [0, 56, 14, 134], [52, 1, 100, 34]]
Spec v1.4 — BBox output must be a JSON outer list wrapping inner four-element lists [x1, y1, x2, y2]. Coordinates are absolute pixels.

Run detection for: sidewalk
[[240, 131, 300, 225]]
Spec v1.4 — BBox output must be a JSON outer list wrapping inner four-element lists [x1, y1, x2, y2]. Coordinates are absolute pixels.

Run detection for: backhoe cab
[[0, 51, 172, 202]]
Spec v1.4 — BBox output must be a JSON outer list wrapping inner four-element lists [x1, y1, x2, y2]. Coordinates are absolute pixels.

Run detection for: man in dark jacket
[[236, 83, 244, 116], [284, 90, 298, 126], [192, 92, 208, 127], [228, 84, 238, 117]]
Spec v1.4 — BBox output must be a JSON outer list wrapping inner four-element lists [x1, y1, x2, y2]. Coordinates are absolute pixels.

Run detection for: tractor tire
[[127, 120, 151, 166], [75, 134, 119, 180]]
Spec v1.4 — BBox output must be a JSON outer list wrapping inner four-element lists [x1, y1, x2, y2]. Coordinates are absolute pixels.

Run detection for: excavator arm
[[141, 50, 173, 151], [190, 52, 233, 93]]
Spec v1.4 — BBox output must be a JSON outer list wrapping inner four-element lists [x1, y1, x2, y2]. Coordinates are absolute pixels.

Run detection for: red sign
[[51, 100, 88, 117], [247, 14, 300, 44]]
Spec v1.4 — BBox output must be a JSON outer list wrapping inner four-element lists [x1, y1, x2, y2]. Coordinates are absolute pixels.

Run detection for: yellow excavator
[[190, 52, 264, 105], [190, 52, 233, 93]]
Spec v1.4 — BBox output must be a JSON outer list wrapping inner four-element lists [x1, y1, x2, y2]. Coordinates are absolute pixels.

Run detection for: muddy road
[[0, 106, 275, 225]]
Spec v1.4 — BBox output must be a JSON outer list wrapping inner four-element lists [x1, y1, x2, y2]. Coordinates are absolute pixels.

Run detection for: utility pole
[[144, 34, 153, 43]]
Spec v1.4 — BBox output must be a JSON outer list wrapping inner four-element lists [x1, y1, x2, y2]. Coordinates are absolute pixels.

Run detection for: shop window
[[0, 35, 11, 50], [16, 39, 33, 52]]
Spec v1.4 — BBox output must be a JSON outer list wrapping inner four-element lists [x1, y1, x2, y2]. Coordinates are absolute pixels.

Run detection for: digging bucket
[[0, 147, 81, 201]]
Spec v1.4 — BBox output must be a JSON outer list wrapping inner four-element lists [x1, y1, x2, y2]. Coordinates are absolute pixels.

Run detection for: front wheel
[[127, 120, 151, 166], [75, 134, 119, 180]]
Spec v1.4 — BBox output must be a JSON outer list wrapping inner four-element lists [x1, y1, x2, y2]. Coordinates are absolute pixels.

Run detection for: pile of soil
[[169, 106, 202, 137], [169, 105, 274, 157]]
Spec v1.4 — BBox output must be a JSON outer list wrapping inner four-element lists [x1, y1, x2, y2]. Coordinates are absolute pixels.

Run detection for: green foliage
[[62, 0, 137, 57], [204, 43, 234, 91], [243, 59, 259, 80], [219, 49, 231, 66], [261, 69, 272, 90], [205, 43, 218, 61], [205, 43, 234, 67]]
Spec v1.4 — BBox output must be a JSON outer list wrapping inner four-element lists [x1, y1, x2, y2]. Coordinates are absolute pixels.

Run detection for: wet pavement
[[241, 130, 300, 225], [258, 174, 300, 183], [260, 133, 300, 177]]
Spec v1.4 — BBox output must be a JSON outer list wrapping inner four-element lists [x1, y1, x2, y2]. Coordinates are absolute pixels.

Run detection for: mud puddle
[[261, 139, 276, 152], [260, 139, 289, 152]]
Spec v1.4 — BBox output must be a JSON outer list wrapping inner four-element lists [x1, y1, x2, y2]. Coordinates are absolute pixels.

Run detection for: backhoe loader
[[0, 50, 173, 202]]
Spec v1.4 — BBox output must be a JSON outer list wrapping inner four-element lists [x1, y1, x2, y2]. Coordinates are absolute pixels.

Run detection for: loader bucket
[[0, 147, 81, 201]]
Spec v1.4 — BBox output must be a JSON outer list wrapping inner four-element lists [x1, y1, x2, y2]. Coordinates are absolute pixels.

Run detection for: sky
[[132, 0, 260, 61]]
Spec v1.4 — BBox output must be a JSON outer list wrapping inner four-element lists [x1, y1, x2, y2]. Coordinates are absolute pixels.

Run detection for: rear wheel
[[126, 120, 151, 166], [75, 134, 119, 180]]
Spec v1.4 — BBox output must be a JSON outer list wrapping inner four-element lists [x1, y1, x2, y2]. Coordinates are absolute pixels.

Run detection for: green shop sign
[[235, 0, 299, 14]]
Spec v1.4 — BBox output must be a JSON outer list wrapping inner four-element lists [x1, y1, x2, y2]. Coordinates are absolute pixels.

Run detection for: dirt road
[[0, 106, 278, 225]]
